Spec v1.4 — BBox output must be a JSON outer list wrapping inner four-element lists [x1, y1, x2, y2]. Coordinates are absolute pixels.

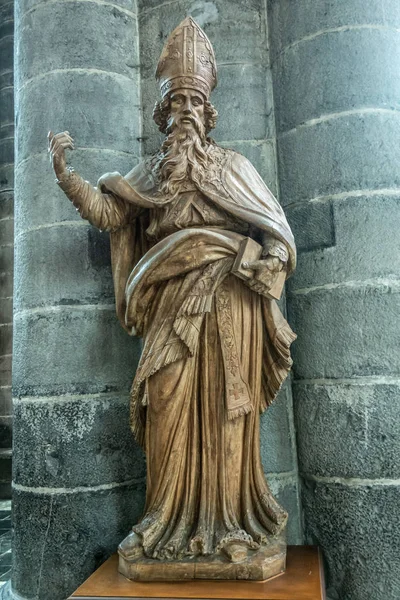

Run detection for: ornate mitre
[[156, 16, 217, 99]]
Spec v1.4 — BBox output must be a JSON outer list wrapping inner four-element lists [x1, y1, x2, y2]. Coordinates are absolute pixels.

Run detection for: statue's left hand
[[243, 256, 284, 295]]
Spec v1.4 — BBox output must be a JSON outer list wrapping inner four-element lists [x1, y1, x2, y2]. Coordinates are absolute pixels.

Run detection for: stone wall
[[12, 1, 145, 598], [268, 1, 400, 598], [0, 0, 14, 500]]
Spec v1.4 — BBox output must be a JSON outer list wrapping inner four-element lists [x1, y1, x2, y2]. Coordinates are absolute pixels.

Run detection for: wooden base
[[118, 538, 286, 581], [70, 546, 326, 599]]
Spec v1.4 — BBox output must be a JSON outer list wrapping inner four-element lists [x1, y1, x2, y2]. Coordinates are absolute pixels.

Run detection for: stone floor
[[0, 501, 11, 589]]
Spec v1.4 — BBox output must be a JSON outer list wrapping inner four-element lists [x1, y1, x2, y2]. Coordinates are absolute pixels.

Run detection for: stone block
[[0, 299, 12, 325], [0, 37, 13, 79], [140, 76, 165, 157], [139, 0, 267, 79], [0, 271, 12, 300], [17, 0, 136, 17], [0, 164, 13, 192], [268, 475, 302, 545], [13, 394, 146, 488], [13, 307, 141, 397], [0, 138, 13, 168], [219, 139, 278, 196], [260, 383, 296, 474], [0, 245, 13, 275], [288, 193, 400, 291], [12, 483, 146, 600], [301, 480, 400, 600], [16, 71, 140, 164], [15, 2, 139, 85], [0, 387, 11, 416], [268, 0, 400, 59], [288, 284, 400, 380], [14, 223, 114, 311], [294, 382, 400, 479], [277, 112, 400, 206], [0, 355, 11, 378], [0, 217, 13, 247], [286, 200, 335, 253], [273, 28, 400, 134], [14, 149, 138, 234], [0, 87, 13, 131], [0, 190, 13, 220], [0, 1, 13, 30], [0, 416, 12, 448], [0, 324, 11, 356], [212, 64, 273, 142]]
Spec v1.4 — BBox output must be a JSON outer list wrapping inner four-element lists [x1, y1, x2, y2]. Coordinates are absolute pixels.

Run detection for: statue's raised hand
[[47, 131, 74, 180]]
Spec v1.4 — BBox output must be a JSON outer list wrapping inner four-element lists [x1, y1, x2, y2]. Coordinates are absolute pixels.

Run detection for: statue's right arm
[[48, 130, 140, 232]]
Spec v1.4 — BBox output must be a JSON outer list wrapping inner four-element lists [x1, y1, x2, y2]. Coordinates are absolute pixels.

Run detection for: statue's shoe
[[118, 531, 144, 561]]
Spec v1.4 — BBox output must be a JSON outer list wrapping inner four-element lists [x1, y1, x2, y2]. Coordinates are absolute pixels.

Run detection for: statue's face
[[168, 88, 205, 131]]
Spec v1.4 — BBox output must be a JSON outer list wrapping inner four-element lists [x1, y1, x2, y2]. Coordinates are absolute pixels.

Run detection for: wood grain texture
[[70, 546, 325, 600]]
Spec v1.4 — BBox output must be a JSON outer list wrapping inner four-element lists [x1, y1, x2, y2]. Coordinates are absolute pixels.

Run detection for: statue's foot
[[118, 531, 144, 562], [221, 543, 248, 563]]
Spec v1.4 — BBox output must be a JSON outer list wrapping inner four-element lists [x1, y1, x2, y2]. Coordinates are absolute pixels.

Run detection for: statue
[[48, 17, 296, 582]]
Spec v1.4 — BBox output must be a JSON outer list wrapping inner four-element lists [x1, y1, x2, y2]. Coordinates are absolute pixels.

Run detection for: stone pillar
[[13, 1, 145, 598], [268, 1, 400, 598], [138, 0, 302, 544], [0, 0, 14, 500]]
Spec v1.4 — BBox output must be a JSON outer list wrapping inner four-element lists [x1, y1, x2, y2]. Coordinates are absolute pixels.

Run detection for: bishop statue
[[48, 17, 296, 581]]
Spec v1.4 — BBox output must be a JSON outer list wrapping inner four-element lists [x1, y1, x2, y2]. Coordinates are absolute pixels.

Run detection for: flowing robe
[[64, 144, 296, 560]]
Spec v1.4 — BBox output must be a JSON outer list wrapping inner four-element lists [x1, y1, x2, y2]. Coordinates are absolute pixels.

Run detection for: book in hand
[[232, 237, 286, 301]]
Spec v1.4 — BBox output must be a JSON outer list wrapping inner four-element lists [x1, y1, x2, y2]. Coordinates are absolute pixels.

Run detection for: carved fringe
[[173, 315, 202, 355], [179, 294, 213, 316], [227, 402, 254, 421]]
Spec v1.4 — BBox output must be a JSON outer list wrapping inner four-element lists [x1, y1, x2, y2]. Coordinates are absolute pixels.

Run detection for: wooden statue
[[48, 17, 296, 582]]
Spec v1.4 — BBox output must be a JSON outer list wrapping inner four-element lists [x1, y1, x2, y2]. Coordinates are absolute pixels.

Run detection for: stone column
[[0, 0, 14, 500], [13, 1, 145, 599], [268, 1, 400, 598], [138, 0, 302, 544]]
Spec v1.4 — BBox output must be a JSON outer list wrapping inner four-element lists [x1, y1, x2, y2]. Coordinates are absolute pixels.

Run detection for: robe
[[85, 144, 297, 559]]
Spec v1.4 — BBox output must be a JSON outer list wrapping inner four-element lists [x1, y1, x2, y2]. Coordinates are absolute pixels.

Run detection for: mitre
[[156, 16, 217, 99]]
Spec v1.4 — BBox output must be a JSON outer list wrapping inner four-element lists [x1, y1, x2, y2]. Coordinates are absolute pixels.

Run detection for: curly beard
[[155, 115, 209, 200]]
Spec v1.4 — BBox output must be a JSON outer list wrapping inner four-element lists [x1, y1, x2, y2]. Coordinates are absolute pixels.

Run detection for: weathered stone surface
[[278, 112, 400, 206], [12, 484, 146, 600], [139, 0, 267, 78], [295, 382, 400, 479], [18, 0, 137, 17], [268, 0, 400, 59], [0, 139, 13, 169], [0, 324, 11, 357], [15, 1, 139, 84], [0, 191, 13, 220], [289, 284, 400, 380], [0, 37, 13, 79], [0, 272, 12, 300], [260, 383, 296, 474], [301, 480, 400, 600], [268, 475, 302, 545], [0, 164, 13, 191], [0, 87, 13, 131], [286, 199, 335, 253], [16, 71, 140, 163], [14, 150, 138, 234], [14, 224, 114, 311], [0, 387, 11, 418], [288, 193, 400, 290], [13, 394, 146, 487], [274, 29, 400, 134], [213, 64, 273, 142], [0, 217, 13, 246], [219, 139, 278, 196], [13, 308, 141, 397], [0, 299, 12, 325]]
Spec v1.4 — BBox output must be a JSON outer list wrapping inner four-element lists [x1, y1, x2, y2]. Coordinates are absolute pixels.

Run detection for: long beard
[[156, 117, 209, 200]]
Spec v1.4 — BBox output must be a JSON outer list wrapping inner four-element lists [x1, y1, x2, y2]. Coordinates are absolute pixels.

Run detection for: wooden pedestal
[[69, 546, 326, 600]]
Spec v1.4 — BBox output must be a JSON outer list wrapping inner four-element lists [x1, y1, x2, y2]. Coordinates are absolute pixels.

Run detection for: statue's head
[[153, 17, 218, 138]]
